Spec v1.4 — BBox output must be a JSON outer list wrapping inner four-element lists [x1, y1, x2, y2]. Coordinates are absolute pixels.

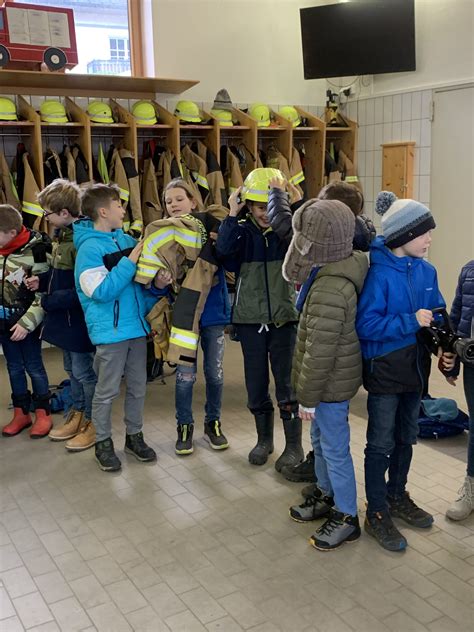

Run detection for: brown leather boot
[[49, 410, 84, 441], [65, 420, 96, 452]]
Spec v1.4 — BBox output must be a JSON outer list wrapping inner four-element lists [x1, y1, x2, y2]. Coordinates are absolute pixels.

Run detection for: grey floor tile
[[0, 617, 25, 632], [69, 574, 111, 609], [165, 609, 207, 631], [49, 597, 92, 631], [105, 578, 148, 614], [12, 591, 54, 629], [34, 569, 74, 604], [1, 565, 37, 599], [87, 602, 132, 631], [125, 605, 170, 631]]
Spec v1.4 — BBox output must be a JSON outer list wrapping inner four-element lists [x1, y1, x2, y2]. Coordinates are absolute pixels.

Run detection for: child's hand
[[416, 309, 433, 327], [299, 405, 315, 421], [228, 187, 245, 217], [10, 323, 28, 341], [269, 177, 287, 191], [128, 241, 144, 264], [209, 231, 218, 241], [24, 275, 39, 291], [288, 181, 303, 204], [440, 351, 457, 371], [154, 269, 172, 289]]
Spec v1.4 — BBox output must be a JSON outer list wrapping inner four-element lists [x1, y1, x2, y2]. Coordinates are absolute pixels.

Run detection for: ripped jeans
[[175, 325, 225, 425]]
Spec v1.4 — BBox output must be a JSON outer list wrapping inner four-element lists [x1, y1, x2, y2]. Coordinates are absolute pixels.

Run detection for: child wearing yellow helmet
[[215, 168, 304, 472]]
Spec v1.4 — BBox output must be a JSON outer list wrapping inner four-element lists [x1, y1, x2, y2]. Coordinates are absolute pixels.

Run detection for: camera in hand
[[421, 307, 474, 365]]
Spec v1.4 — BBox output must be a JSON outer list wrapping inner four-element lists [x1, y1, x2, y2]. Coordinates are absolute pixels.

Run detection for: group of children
[[0, 167, 472, 552]]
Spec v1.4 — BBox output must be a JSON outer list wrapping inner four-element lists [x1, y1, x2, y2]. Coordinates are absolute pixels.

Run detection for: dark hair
[[0, 204, 22, 233], [81, 183, 121, 221], [318, 181, 364, 216]]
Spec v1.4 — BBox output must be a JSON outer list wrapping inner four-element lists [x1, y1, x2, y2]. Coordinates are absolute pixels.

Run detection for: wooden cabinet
[[381, 142, 415, 198]]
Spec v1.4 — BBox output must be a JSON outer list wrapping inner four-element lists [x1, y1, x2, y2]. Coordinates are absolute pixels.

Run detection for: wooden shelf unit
[[293, 107, 325, 198], [325, 114, 358, 169]]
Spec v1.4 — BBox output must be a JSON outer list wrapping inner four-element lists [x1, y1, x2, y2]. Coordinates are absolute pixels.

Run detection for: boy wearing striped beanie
[[356, 192, 445, 552]]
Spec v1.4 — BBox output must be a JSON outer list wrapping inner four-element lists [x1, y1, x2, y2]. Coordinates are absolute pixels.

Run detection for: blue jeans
[[63, 350, 97, 420], [175, 325, 225, 425], [464, 364, 474, 477], [365, 391, 421, 514], [310, 401, 357, 516], [0, 329, 49, 397]]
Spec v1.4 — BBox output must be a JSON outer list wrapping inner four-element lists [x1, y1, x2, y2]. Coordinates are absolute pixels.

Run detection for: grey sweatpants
[[92, 337, 147, 442]]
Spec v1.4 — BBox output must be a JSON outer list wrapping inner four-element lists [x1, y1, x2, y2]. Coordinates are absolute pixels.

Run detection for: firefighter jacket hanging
[[11, 144, 43, 229], [108, 147, 143, 236], [191, 140, 227, 206], [0, 151, 20, 210]]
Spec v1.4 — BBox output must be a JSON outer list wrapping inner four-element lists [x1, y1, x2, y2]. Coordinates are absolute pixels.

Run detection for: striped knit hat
[[375, 191, 436, 248]]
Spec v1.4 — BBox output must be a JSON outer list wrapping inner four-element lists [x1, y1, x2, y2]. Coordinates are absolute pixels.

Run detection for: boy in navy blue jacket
[[356, 192, 445, 552], [27, 180, 98, 452]]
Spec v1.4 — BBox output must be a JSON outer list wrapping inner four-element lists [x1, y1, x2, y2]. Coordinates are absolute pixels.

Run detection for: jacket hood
[[73, 218, 124, 250], [317, 250, 368, 294], [370, 235, 424, 273]]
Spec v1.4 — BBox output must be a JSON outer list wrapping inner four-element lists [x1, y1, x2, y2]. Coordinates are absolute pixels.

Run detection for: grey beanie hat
[[212, 89, 233, 111], [283, 199, 355, 283]]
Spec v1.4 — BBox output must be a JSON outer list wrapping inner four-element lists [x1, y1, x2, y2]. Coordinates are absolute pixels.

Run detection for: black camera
[[421, 307, 474, 365]]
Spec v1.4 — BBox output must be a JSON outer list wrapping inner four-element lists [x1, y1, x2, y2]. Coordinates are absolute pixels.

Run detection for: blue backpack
[[417, 397, 470, 439], [50, 379, 73, 414]]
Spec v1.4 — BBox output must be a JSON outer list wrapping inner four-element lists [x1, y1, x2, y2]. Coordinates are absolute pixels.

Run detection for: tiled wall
[[344, 89, 433, 228]]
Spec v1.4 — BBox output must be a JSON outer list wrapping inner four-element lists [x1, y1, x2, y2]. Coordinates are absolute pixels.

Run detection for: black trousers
[[235, 322, 298, 418]]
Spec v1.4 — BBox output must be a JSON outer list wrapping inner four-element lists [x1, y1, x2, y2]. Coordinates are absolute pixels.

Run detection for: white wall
[[372, 0, 474, 95], [148, 0, 327, 105]]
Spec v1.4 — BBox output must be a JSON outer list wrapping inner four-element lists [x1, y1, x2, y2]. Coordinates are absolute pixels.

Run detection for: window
[[31, 0, 136, 76], [109, 37, 130, 61]]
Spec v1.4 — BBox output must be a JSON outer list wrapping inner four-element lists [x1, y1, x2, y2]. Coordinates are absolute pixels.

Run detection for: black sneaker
[[125, 431, 157, 462], [289, 487, 334, 522], [95, 438, 121, 472], [364, 510, 407, 551], [281, 451, 316, 483], [302, 482, 319, 500], [388, 492, 434, 528], [310, 510, 361, 551], [176, 423, 194, 455], [204, 420, 229, 450]]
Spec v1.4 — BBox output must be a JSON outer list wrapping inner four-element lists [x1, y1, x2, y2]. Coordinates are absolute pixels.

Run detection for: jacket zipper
[[262, 232, 272, 322], [235, 277, 242, 306], [408, 261, 425, 391]]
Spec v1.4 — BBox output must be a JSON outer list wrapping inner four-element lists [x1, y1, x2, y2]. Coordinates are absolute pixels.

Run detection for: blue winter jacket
[[356, 236, 445, 360], [73, 220, 156, 345], [450, 260, 474, 339], [200, 267, 231, 328]]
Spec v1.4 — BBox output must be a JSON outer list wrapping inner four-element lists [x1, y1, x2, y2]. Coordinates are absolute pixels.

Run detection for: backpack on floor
[[50, 379, 73, 414], [417, 396, 470, 439]]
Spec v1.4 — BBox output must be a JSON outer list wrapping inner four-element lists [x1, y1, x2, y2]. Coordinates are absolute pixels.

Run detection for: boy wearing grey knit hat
[[356, 191, 445, 552], [285, 198, 369, 551]]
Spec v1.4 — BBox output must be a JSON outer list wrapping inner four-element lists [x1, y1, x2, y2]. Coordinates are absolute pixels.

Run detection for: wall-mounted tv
[[300, 0, 416, 79]]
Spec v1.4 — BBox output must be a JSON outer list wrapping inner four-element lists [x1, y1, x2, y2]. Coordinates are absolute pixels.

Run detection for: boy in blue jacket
[[356, 192, 445, 551], [74, 184, 159, 472], [27, 180, 97, 452]]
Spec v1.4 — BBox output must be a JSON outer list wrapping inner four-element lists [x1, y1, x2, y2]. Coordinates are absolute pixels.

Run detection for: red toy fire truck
[[0, 1, 78, 71]]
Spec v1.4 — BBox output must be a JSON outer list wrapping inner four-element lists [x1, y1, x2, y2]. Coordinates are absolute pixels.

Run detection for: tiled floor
[[1, 343, 473, 632]]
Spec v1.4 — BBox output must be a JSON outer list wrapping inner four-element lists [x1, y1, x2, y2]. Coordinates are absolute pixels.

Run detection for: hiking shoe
[[280, 450, 316, 483], [65, 420, 96, 452], [446, 476, 474, 521], [289, 487, 334, 522], [49, 410, 84, 441], [95, 438, 121, 472], [364, 510, 407, 551], [310, 510, 361, 551], [388, 492, 434, 528], [204, 420, 229, 450], [302, 482, 319, 500], [125, 431, 156, 462], [176, 424, 194, 455]]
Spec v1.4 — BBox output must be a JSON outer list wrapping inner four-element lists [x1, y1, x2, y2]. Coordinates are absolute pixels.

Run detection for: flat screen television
[[300, 0, 416, 79]]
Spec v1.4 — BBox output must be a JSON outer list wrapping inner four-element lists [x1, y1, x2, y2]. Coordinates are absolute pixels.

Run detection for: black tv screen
[[300, 0, 416, 79]]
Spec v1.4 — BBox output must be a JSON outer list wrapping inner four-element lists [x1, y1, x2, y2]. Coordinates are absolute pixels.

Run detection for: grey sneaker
[[289, 487, 334, 522], [310, 510, 361, 551], [446, 476, 474, 521]]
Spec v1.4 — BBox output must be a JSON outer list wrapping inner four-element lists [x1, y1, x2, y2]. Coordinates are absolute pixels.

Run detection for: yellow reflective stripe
[[345, 176, 359, 182], [123, 221, 130, 231], [170, 327, 199, 350], [245, 187, 268, 195], [9, 174, 19, 201], [22, 201, 44, 217], [289, 171, 305, 185], [144, 227, 201, 251], [130, 220, 143, 231], [193, 171, 209, 190], [119, 187, 129, 202], [136, 265, 161, 278]]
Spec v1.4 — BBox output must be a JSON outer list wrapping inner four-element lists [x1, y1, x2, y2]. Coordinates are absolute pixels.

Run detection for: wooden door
[[382, 142, 415, 198]]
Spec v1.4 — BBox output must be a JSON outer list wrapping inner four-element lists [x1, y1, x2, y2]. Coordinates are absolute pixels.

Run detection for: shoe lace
[[317, 514, 343, 536], [373, 511, 398, 535], [300, 492, 322, 508], [78, 420, 91, 433], [456, 481, 474, 502]]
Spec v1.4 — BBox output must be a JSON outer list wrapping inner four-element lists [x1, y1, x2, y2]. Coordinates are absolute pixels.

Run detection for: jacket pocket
[[113, 300, 120, 328]]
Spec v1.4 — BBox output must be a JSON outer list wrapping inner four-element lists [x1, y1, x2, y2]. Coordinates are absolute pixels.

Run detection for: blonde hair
[[163, 178, 198, 210], [0, 204, 22, 233], [37, 179, 82, 217]]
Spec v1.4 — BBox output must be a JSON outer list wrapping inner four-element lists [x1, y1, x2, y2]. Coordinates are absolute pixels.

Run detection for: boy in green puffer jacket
[[284, 199, 368, 551]]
